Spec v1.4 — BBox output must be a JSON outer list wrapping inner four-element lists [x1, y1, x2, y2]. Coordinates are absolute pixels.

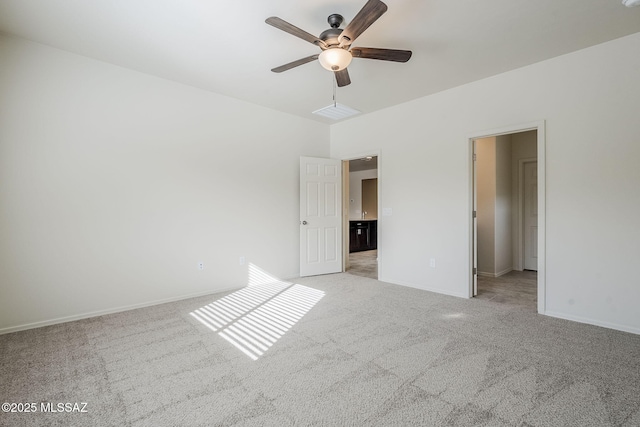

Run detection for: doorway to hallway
[[470, 122, 545, 314]]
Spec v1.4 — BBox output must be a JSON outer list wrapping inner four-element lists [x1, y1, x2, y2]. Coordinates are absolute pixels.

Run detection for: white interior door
[[300, 157, 342, 277], [523, 161, 538, 271]]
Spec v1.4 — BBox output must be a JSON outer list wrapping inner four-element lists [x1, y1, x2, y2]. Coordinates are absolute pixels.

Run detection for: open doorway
[[344, 156, 378, 279], [471, 128, 543, 311]]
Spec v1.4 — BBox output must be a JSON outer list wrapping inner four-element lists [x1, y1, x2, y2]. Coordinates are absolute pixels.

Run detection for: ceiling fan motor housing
[[320, 14, 346, 48], [320, 28, 343, 48]]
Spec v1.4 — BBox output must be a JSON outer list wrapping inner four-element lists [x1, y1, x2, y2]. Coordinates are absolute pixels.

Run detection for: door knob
[[301, 220, 308, 225]]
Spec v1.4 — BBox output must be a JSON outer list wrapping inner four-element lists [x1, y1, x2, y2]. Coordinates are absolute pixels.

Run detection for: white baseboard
[[0, 285, 241, 336], [478, 268, 513, 278], [380, 276, 468, 299], [496, 268, 513, 277], [544, 310, 640, 336]]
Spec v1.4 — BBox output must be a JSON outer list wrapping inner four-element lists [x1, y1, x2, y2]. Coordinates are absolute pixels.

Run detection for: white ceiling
[[1, 0, 639, 124], [350, 156, 378, 172]]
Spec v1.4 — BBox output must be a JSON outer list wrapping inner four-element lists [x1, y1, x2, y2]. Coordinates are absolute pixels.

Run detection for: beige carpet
[[1, 273, 640, 426]]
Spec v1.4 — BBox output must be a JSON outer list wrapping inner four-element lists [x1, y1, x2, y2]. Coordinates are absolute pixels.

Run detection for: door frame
[[468, 121, 546, 314], [340, 150, 381, 274]]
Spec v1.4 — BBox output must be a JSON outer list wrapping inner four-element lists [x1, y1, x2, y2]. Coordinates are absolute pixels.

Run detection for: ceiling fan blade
[[335, 68, 351, 87], [266, 17, 327, 48], [271, 55, 319, 73], [339, 0, 388, 47], [350, 47, 412, 62]]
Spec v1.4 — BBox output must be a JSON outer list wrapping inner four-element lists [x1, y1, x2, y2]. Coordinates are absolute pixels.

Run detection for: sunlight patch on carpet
[[190, 264, 324, 360]]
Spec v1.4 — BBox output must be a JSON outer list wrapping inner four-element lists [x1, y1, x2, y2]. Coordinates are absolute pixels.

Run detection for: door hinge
[[473, 268, 477, 275], [473, 211, 477, 218], [473, 153, 477, 161]]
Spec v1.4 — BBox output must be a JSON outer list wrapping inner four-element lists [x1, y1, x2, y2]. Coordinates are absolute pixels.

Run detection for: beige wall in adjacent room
[[349, 169, 378, 220], [476, 137, 496, 275], [511, 131, 538, 271], [476, 135, 512, 277]]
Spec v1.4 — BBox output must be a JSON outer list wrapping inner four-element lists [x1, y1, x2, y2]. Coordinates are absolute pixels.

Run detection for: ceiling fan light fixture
[[318, 48, 352, 71], [622, 0, 640, 6], [266, 0, 410, 86]]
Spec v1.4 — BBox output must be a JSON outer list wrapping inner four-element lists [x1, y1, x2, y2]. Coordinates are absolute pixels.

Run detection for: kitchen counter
[[349, 220, 377, 252]]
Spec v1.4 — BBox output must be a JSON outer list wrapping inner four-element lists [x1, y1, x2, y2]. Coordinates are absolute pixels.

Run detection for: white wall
[[331, 32, 640, 334], [349, 169, 378, 220], [0, 35, 330, 333]]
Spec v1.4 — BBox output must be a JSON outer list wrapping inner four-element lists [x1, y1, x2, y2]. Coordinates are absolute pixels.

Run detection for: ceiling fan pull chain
[[333, 74, 337, 107]]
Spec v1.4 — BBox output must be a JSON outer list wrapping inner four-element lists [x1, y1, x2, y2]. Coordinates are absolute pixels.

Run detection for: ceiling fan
[[266, 0, 412, 87]]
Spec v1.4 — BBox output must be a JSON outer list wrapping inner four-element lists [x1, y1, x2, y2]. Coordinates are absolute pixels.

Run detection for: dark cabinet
[[349, 220, 377, 252]]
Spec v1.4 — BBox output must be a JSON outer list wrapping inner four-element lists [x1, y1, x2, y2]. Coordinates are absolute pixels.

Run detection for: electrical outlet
[[239, 256, 245, 266], [430, 258, 436, 268], [198, 262, 204, 270]]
